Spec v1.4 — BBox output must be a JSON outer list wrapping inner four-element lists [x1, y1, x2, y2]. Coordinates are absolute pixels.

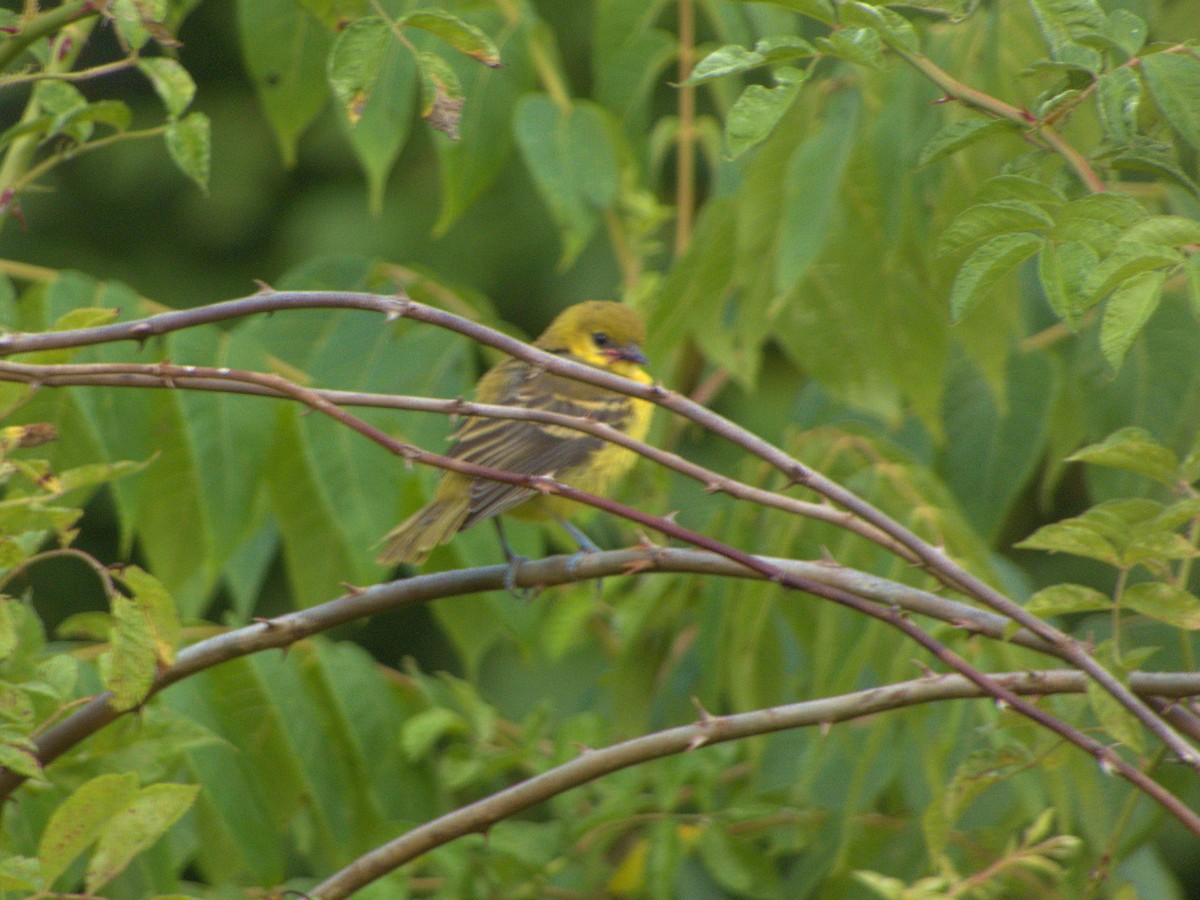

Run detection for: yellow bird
[[376, 301, 653, 567]]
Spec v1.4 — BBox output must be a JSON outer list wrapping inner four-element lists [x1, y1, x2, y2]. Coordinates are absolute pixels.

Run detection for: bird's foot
[[559, 518, 604, 598], [503, 551, 530, 597]]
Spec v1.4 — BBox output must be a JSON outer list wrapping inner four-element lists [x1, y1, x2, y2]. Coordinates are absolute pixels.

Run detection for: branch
[[0, 358, 915, 559], [309, 667, 1200, 899], [0, 0, 94, 73], [887, 43, 1107, 193], [0, 546, 1051, 799], [0, 290, 1194, 771], [5, 356, 1193, 835]]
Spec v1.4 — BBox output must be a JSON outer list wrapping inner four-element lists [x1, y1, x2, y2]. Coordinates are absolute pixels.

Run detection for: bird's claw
[[503, 552, 531, 598]]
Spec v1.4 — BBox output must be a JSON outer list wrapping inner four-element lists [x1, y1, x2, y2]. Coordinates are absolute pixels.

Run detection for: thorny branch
[[0, 289, 1190, 773]]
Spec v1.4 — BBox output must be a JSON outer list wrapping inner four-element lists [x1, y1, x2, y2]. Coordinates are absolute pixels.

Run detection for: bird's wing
[[451, 361, 633, 529]]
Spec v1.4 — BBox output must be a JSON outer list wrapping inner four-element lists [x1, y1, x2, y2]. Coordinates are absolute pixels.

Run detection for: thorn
[[252, 279, 275, 293], [690, 696, 715, 724], [703, 481, 722, 494], [621, 558, 655, 576], [1098, 754, 1116, 776], [686, 733, 709, 751], [571, 742, 595, 755], [340, 582, 366, 596], [530, 475, 558, 494], [818, 546, 839, 565], [634, 529, 659, 549], [995, 697, 1009, 711], [949, 617, 984, 633], [662, 510, 680, 523], [819, 721, 833, 737], [929, 94, 954, 104], [130, 321, 154, 346], [912, 659, 937, 678], [649, 381, 668, 399], [253, 616, 279, 631]]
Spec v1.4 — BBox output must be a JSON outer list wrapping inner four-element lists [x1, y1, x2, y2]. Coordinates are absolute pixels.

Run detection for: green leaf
[[937, 201, 1054, 257], [236, 0, 331, 166], [328, 19, 418, 213], [974, 174, 1066, 208], [774, 92, 859, 293], [1052, 192, 1147, 248], [38, 772, 139, 886], [918, 117, 1016, 168], [685, 37, 815, 85], [1087, 243, 1178, 305], [1096, 67, 1140, 145], [1100, 269, 1166, 370], [724, 67, 806, 158], [1141, 52, 1200, 152], [105, 594, 159, 711], [327, 16, 391, 124], [1067, 427, 1179, 485], [433, 15, 535, 232], [1122, 582, 1200, 629], [1026, 583, 1112, 616], [114, 566, 180, 666], [415, 50, 464, 139], [1104, 8, 1147, 57], [949, 233, 1042, 321], [941, 351, 1055, 540], [401, 706, 467, 759], [1120, 215, 1200, 247], [1038, 240, 1096, 326], [400, 9, 501, 67], [644, 198, 737, 372], [0, 854, 40, 891], [841, 3, 918, 52], [1015, 519, 1119, 565], [1110, 141, 1200, 195], [138, 58, 196, 118], [85, 783, 199, 893], [164, 112, 211, 191], [816, 27, 882, 68], [514, 95, 619, 266], [111, 0, 166, 51]]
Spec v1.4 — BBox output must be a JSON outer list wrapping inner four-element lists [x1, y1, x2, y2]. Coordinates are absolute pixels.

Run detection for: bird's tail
[[375, 497, 470, 566]]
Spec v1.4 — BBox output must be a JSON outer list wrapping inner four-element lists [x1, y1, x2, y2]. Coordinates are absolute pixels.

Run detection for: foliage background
[[3, 0, 1200, 897]]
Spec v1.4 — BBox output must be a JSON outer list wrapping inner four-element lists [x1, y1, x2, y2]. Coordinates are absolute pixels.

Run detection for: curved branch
[[310, 667, 1200, 899], [0, 547, 1047, 799]]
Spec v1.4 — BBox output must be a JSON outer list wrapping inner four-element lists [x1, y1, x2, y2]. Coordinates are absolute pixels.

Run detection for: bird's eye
[[592, 332, 610, 348]]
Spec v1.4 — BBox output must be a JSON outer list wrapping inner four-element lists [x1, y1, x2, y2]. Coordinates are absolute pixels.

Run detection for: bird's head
[[536, 301, 649, 378]]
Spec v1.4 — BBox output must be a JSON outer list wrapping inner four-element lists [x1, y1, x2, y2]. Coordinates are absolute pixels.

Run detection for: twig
[[0, 55, 138, 87], [674, 0, 697, 252]]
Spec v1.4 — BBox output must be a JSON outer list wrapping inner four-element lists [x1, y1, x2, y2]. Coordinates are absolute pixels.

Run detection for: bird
[[375, 300, 653, 568]]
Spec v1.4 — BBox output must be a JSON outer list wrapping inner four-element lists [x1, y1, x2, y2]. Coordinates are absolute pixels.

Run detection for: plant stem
[[674, 0, 696, 253]]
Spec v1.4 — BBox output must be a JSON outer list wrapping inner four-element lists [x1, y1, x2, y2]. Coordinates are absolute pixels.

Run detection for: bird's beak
[[604, 343, 647, 365]]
